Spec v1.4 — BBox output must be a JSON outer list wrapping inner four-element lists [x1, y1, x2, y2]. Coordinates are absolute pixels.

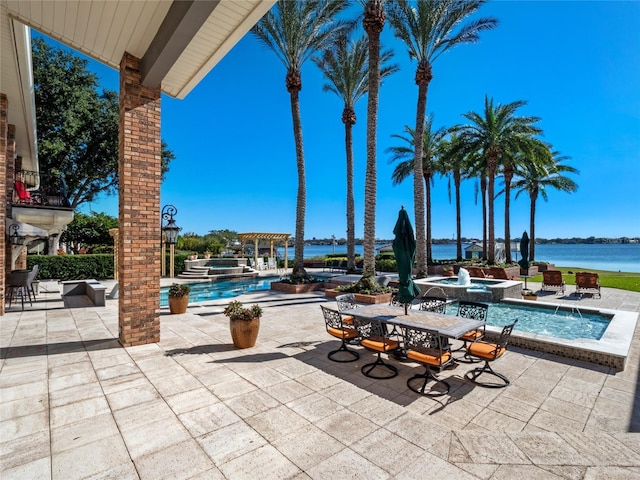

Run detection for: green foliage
[[376, 258, 397, 272], [60, 212, 118, 253], [26, 254, 113, 280], [32, 36, 174, 208], [168, 283, 190, 297], [223, 300, 262, 321]]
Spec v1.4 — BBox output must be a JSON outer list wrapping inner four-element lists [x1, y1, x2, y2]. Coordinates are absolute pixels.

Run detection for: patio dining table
[[341, 304, 484, 339]]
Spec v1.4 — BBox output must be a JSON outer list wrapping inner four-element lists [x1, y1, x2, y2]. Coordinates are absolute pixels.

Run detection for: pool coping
[[491, 298, 638, 370]]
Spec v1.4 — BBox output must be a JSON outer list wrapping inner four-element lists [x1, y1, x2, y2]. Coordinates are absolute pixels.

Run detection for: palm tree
[[386, 118, 446, 264], [453, 96, 541, 264], [439, 133, 476, 261], [314, 35, 398, 272], [361, 0, 387, 285], [513, 143, 578, 261], [387, 0, 497, 276], [252, 0, 351, 280]]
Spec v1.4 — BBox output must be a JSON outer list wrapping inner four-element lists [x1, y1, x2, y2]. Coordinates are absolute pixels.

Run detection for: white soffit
[[3, 0, 275, 99]]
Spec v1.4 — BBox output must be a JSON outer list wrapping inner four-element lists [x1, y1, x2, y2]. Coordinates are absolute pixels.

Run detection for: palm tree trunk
[[529, 189, 537, 261], [363, 0, 384, 281], [487, 154, 498, 264], [481, 176, 487, 261], [424, 173, 432, 264], [344, 112, 356, 271], [454, 170, 462, 261], [504, 169, 513, 264], [412, 80, 429, 277], [289, 85, 307, 278]]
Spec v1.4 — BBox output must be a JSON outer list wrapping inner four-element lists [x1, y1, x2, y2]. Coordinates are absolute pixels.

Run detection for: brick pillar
[[0, 94, 7, 316], [118, 53, 161, 346]]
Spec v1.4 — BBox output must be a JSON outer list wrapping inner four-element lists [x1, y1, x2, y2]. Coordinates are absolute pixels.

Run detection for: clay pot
[[169, 295, 189, 314], [230, 317, 260, 348]]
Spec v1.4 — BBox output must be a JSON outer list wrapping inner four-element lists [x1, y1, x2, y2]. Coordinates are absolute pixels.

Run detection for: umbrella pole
[[404, 304, 408, 315]]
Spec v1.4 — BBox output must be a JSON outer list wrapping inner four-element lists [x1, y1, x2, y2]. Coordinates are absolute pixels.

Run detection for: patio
[[1, 278, 639, 479]]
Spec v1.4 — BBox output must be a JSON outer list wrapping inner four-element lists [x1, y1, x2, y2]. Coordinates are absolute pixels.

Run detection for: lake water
[[276, 243, 640, 273]]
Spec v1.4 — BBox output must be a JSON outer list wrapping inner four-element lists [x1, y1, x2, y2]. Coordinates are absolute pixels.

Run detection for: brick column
[[118, 53, 161, 346], [0, 94, 7, 316]]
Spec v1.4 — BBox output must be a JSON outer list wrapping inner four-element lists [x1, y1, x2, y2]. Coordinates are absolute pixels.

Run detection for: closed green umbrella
[[392, 207, 421, 314], [518, 231, 530, 271]]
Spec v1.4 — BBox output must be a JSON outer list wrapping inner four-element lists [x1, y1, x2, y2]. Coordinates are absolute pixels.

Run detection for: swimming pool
[[443, 302, 608, 341], [456, 299, 636, 370], [160, 276, 279, 306]]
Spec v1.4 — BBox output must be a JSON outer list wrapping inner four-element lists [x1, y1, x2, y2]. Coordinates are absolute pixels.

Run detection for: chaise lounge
[[541, 270, 565, 295], [575, 272, 601, 298]]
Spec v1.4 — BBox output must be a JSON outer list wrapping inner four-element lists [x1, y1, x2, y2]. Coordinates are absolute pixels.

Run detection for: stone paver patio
[[1, 275, 639, 479]]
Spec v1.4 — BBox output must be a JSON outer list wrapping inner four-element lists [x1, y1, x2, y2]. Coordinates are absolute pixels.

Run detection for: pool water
[[444, 303, 609, 341], [434, 278, 491, 289], [160, 276, 278, 306]]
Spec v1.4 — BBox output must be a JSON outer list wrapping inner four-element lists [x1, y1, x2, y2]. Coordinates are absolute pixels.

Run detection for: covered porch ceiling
[[0, 0, 276, 170]]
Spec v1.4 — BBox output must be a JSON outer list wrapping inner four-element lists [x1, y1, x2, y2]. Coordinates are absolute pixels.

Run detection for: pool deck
[[1, 273, 639, 479]]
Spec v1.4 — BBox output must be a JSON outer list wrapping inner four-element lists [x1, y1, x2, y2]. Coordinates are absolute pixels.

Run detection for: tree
[[513, 143, 578, 261], [439, 133, 476, 261], [361, 0, 387, 287], [453, 96, 541, 263], [386, 118, 446, 264], [387, 0, 497, 275], [314, 34, 398, 272], [60, 212, 118, 253], [32, 36, 174, 209], [252, 1, 351, 280]]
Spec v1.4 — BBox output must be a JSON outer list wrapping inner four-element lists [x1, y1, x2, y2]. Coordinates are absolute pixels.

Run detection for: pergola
[[238, 232, 290, 270]]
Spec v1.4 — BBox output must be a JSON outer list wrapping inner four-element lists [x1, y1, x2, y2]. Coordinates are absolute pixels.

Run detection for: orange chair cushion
[[460, 329, 483, 342], [328, 327, 358, 340], [361, 338, 399, 353], [467, 341, 505, 360], [407, 349, 451, 367], [341, 315, 354, 325]]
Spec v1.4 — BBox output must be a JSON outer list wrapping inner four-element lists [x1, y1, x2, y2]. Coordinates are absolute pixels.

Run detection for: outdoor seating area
[[326, 298, 507, 395], [1, 279, 639, 479]]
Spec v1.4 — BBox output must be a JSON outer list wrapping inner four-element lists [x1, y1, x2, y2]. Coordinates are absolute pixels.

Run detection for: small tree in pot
[[168, 283, 191, 313], [223, 300, 262, 348]]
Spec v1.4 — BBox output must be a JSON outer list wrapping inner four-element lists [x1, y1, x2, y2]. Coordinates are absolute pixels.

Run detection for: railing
[[11, 169, 71, 208]]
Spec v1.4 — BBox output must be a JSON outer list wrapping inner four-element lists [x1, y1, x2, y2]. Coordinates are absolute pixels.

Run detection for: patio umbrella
[[392, 207, 421, 315], [518, 231, 530, 271]]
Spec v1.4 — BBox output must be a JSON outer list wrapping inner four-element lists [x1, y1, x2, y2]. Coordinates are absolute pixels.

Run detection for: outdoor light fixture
[[8, 223, 25, 246], [161, 204, 181, 278], [161, 205, 180, 245]]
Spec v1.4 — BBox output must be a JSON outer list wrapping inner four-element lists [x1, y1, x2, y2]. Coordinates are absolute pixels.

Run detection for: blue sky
[[58, 1, 639, 241]]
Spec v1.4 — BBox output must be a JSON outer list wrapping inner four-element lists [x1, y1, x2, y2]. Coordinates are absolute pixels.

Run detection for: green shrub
[[376, 258, 397, 272], [27, 254, 114, 280]]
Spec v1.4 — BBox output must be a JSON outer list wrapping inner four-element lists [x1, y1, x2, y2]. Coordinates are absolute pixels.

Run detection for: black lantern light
[[9, 223, 25, 246], [161, 204, 180, 245]]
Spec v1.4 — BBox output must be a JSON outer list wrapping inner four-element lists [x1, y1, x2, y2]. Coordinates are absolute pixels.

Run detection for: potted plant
[[186, 252, 198, 261], [223, 300, 262, 348], [521, 289, 538, 301], [442, 265, 455, 277], [203, 251, 211, 259], [168, 283, 191, 313]]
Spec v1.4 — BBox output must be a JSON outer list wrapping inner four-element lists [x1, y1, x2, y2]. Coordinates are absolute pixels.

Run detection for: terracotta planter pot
[[169, 295, 189, 314], [230, 317, 260, 348]]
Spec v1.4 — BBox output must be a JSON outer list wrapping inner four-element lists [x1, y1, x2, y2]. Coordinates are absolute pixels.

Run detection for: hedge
[[26, 253, 188, 281], [27, 254, 114, 281]]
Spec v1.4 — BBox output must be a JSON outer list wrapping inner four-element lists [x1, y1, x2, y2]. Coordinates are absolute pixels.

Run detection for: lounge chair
[[467, 266, 493, 279], [575, 272, 601, 298], [488, 266, 510, 280], [541, 270, 565, 294]]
